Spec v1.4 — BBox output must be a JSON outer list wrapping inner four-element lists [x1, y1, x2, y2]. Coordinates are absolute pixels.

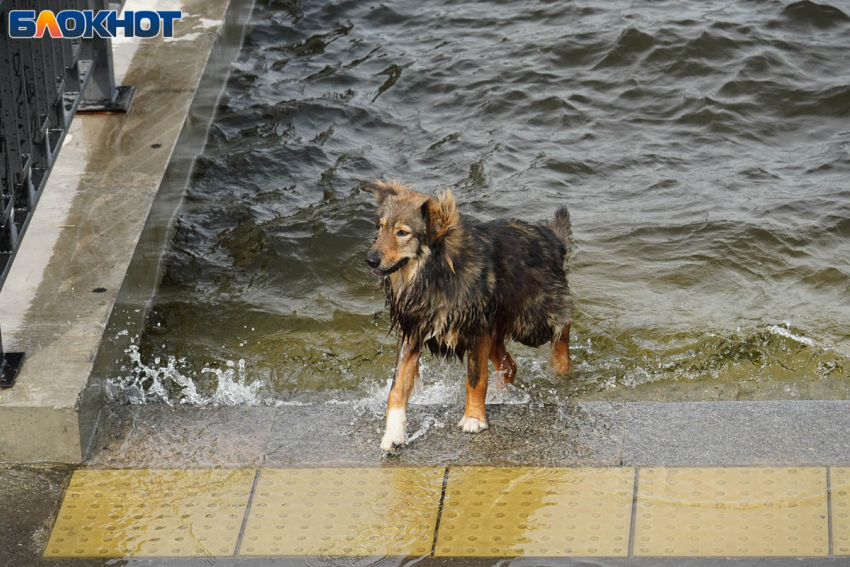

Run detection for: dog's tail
[[549, 206, 573, 263]]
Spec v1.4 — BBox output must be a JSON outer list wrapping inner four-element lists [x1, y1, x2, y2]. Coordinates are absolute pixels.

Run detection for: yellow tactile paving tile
[[634, 467, 828, 557], [435, 466, 635, 557], [44, 469, 255, 558], [830, 468, 850, 555], [238, 467, 444, 556]]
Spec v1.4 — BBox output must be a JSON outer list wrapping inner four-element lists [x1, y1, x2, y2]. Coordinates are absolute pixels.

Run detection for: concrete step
[[0, 0, 254, 463]]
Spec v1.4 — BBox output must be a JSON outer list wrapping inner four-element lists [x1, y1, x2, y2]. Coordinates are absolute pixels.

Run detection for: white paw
[[457, 415, 488, 433], [380, 408, 406, 452]]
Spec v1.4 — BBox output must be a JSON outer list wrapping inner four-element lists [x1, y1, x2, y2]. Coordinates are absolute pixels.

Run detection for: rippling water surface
[[121, 0, 850, 404]]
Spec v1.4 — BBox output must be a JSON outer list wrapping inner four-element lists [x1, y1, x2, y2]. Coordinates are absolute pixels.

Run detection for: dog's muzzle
[[366, 255, 409, 277], [365, 250, 381, 269]]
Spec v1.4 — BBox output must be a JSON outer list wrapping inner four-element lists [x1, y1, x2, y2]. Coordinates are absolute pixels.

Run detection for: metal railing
[[0, 0, 134, 387]]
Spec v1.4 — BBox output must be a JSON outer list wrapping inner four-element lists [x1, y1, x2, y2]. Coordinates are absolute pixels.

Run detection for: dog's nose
[[365, 251, 381, 269]]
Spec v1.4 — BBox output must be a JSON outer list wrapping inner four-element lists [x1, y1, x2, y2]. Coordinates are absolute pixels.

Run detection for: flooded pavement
[[87, 401, 850, 469], [98, 0, 850, 407]]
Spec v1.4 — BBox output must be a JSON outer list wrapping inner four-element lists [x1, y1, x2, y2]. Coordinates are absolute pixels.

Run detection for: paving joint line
[[627, 467, 640, 558], [430, 466, 451, 557], [828, 466, 834, 557], [234, 469, 261, 557]]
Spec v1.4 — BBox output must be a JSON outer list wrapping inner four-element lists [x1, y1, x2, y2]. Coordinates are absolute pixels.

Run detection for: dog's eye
[[396, 229, 409, 237]]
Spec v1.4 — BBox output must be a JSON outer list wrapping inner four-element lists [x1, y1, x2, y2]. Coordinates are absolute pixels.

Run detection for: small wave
[[684, 30, 741, 61], [591, 27, 655, 69], [766, 324, 815, 347], [616, 28, 656, 53], [568, 323, 848, 402], [777, 1, 850, 29]]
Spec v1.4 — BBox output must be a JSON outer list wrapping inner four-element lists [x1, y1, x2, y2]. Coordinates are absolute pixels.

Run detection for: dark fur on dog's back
[[366, 182, 573, 363], [482, 215, 573, 349]]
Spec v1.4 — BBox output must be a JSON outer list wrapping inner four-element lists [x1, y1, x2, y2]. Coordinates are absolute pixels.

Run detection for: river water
[[117, 0, 850, 406]]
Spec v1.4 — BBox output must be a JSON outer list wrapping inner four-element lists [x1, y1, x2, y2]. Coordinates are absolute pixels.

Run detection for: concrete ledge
[[0, 0, 253, 463]]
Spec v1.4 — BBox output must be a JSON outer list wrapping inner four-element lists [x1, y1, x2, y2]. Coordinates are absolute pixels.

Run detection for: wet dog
[[363, 180, 573, 451]]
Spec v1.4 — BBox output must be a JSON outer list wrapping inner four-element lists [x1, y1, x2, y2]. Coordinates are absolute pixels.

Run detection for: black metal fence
[[0, 0, 132, 386]]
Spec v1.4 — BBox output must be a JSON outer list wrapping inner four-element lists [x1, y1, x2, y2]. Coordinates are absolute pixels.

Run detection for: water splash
[[766, 323, 816, 347], [105, 321, 848, 408], [324, 356, 534, 419], [200, 360, 264, 405], [104, 343, 264, 406], [406, 413, 445, 444]]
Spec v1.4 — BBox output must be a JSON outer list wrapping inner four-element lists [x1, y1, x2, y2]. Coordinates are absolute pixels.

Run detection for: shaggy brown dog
[[363, 180, 573, 451]]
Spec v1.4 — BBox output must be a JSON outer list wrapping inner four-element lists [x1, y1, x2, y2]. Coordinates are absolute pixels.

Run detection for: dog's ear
[[421, 189, 459, 242], [361, 180, 408, 204]]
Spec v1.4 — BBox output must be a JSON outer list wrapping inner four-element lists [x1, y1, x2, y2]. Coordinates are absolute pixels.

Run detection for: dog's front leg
[[380, 338, 420, 452], [459, 333, 491, 433], [549, 322, 572, 376]]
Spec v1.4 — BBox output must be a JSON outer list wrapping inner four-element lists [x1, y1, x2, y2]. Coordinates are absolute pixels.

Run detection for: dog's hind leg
[[489, 337, 517, 386], [380, 338, 420, 452], [548, 322, 572, 377], [459, 334, 491, 433]]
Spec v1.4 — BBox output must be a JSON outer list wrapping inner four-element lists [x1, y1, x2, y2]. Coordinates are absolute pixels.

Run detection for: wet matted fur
[[363, 180, 573, 451]]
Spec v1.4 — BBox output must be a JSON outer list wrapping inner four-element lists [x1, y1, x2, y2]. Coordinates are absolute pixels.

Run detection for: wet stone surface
[[86, 401, 625, 468], [88, 405, 276, 468], [264, 402, 625, 467], [623, 401, 850, 466], [86, 400, 850, 469]]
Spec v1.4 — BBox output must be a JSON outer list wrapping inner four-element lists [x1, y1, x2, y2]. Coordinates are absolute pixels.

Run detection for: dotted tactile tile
[[434, 467, 635, 557], [829, 468, 850, 555], [44, 469, 255, 558], [634, 467, 828, 557], [239, 468, 444, 556]]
